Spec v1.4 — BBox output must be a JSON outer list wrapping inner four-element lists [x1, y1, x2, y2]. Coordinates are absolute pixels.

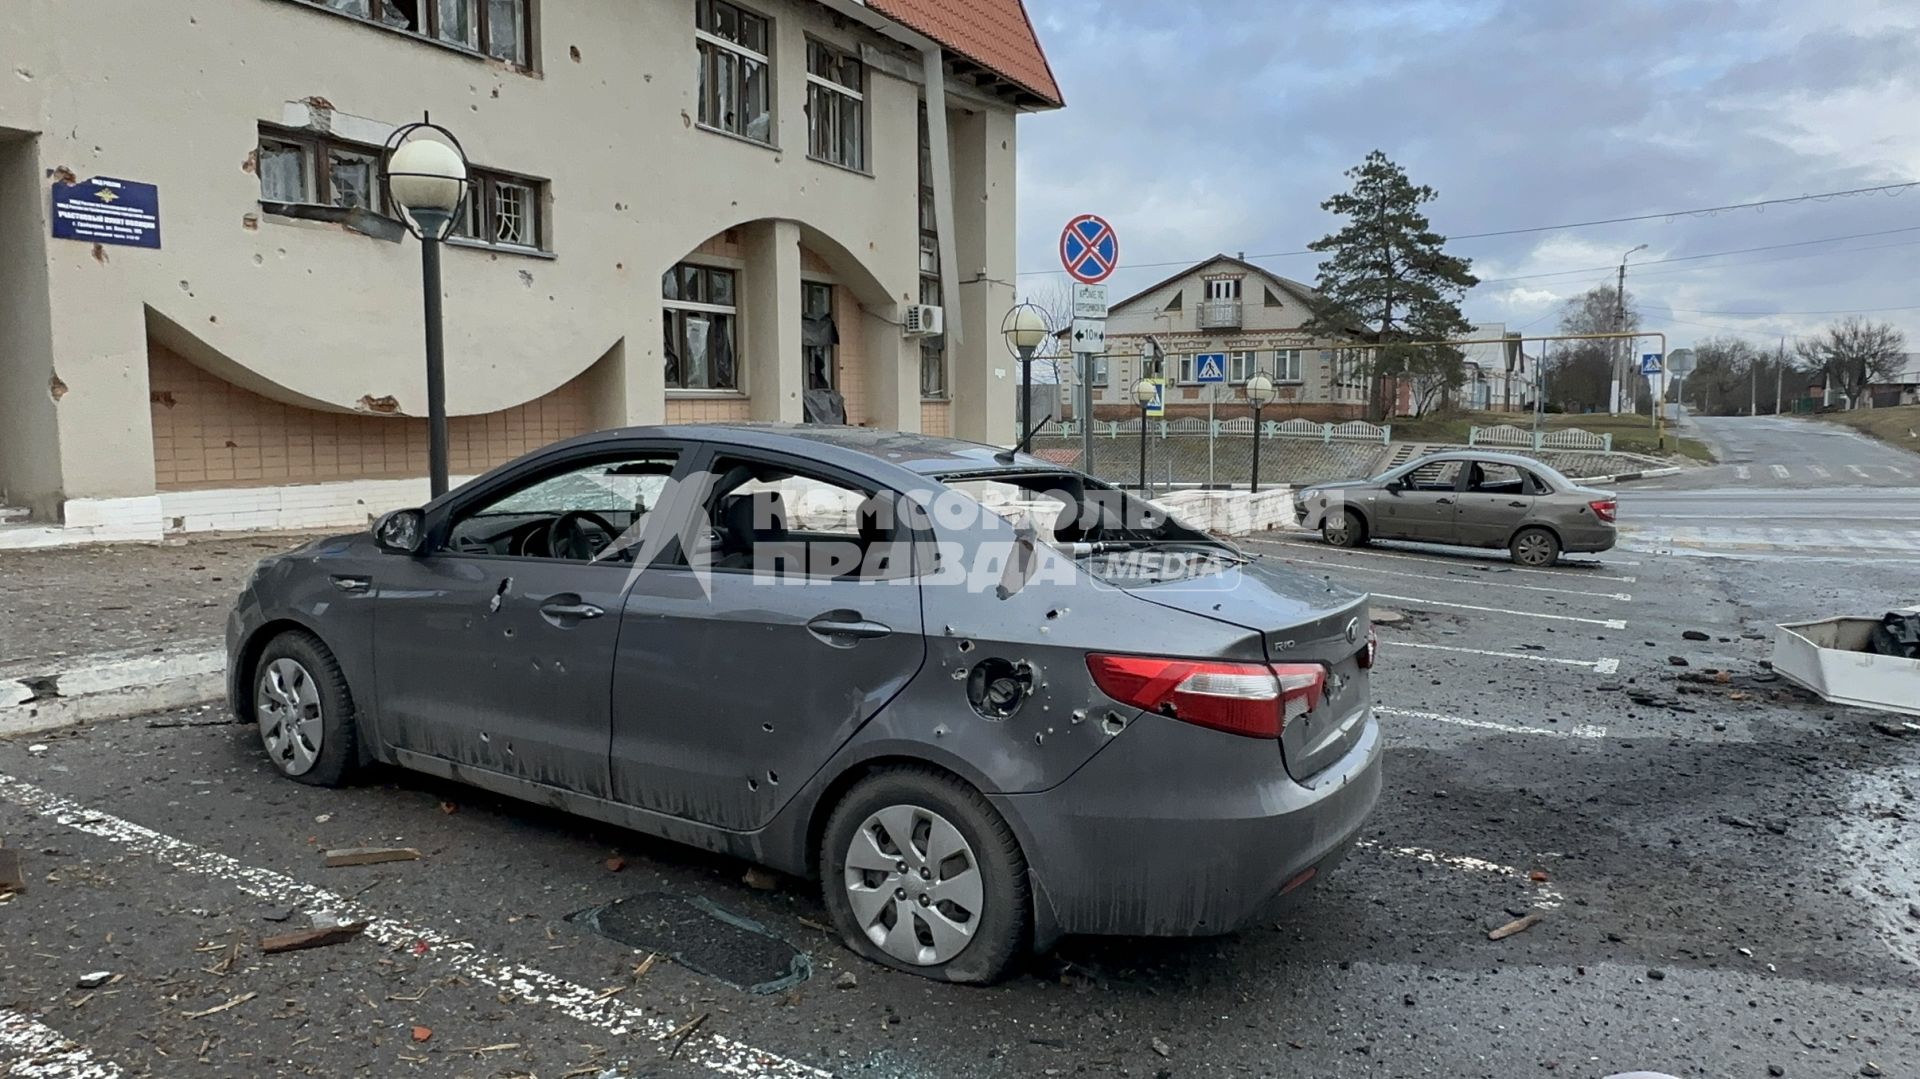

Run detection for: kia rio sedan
[[229, 425, 1382, 983]]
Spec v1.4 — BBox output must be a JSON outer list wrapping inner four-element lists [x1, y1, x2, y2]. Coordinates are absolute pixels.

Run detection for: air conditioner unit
[[902, 304, 944, 337]]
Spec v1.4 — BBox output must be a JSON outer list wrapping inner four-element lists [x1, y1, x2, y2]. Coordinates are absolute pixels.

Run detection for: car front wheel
[[252, 630, 360, 787], [1323, 509, 1367, 548], [819, 767, 1029, 984], [1510, 527, 1561, 567]]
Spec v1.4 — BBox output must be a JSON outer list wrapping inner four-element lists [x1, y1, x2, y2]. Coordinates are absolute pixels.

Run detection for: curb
[[1570, 467, 1682, 485], [0, 642, 226, 738]]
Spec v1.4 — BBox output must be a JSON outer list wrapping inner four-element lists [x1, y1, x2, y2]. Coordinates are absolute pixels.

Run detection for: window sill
[[258, 201, 404, 242], [275, 0, 538, 75], [808, 154, 873, 179], [696, 123, 779, 154], [920, 396, 949, 403], [445, 237, 555, 260], [666, 389, 748, 399]]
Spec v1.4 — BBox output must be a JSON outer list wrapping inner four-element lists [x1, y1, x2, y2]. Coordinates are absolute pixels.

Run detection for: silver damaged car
[[229, 425, 1383, 982]]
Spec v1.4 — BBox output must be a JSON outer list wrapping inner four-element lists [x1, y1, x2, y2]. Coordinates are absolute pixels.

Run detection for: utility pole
[[1774, 338, 1785, 415], [1613, 245, 1646, 414], [1750, 357, 1758, 416]]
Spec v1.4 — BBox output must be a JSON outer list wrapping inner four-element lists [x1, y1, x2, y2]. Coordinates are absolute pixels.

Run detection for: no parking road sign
[[1060, 214, 1119, 284]]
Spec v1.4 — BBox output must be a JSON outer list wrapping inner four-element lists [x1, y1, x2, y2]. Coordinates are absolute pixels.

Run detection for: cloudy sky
[[1013, 0, 1920, 352]]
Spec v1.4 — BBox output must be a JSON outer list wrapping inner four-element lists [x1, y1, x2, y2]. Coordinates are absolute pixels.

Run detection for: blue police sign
[[1194, 352, 1228, 383], [52, 176, 161, 250]]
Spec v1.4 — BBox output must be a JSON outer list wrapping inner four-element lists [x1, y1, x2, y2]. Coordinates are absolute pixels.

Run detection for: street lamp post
[[1002, 304, 1049, 445], [381, 116, 471, 499], [1243, 371, 1277, 492], [1131, 377, 1157, 494]]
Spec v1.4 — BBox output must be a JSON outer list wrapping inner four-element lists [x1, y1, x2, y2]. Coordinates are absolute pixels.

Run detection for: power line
[[1659, 302, 1920, 317], [1015, 180, 1920, 277], [1475, 225, 1920, 285]]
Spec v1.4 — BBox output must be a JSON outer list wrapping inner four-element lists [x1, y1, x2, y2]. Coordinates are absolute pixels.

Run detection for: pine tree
[[1306, 151, 1478, 420]]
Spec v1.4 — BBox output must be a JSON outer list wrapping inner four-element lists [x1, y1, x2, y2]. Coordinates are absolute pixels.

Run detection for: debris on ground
[[834, 970, 858, 989], [75, 971, 113, 989], [1682, 630, 1710, 641], [664, 1013, 708, 1059], [1488, 912, 1543, 940], [1719, 815, 1760, 830], [1872, 720, 1919, 738], [322, 846, 420, 868], [0, 847, 23, 896], [1151, 1037, 1172, 1058], [259, 921, 369, 954], [181, 992, 256, 1019], [604, 855, 626, 873], [741, 866, 778, 891], [412, 1025, 433, 1043], [1371, 609, 1408, 626], [1667, 656, 1689, 667], [438, 801, 458, 815], [26, 744, 48, 755]]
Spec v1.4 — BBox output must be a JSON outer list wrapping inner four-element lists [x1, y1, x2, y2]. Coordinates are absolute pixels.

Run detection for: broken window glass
[[258, 140, 312, 203], [378, 0, 422, 31], [327, 149, 377, 210], [322, 0, 371, 16], [696, 0, 771, 143], [486, 0, 526, 64], [437, 0, 478, 47]]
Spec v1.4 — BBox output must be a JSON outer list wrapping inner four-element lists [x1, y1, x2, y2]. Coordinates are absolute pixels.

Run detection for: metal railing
[[1195, 299, 1243, 330], [1469, 424, 1613, 452], [1075, 418, 1392, 444]]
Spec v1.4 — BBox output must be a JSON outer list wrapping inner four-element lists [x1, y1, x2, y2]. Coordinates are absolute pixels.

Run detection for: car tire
[[819, 767, 1029, 984], [251, 630, 360, 787], [1510, 527, 1561, 567], [1323, 509, 1367, 548]]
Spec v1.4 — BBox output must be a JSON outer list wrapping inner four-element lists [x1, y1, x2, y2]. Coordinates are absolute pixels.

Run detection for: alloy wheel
[[257, 657, 323, 776], [842, 804, 983, 966]]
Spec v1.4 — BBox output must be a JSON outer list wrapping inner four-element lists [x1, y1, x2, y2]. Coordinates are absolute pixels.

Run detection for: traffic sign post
[[1640, 352, 1669, 450], [1061, 215, 1119, 469]]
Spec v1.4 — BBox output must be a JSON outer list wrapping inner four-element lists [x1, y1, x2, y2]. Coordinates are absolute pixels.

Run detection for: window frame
[[432, 444, 689, 565], [663, 261, 743, 393], [1227, 350, 1255, 385], [448, 167, 549, 253], [802, 279, 837, 391], [804, 37, 867, 172], [695, 0, 775, 146], [695, 450, 923, 581], [1273, 348, 1304, 383], [289, 0, 534, 70], [916, 101, 947, 400], [256, 126, 389, 214]]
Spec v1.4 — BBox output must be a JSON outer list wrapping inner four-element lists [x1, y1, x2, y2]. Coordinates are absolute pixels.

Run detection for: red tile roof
[[866, 0, 1063, 108]]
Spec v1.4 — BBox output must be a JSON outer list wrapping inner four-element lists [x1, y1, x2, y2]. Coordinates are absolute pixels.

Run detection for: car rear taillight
[[1588, 498, 1617, 523], [1085, 654, 1325, 739], [1359, 627, 1379, 669]]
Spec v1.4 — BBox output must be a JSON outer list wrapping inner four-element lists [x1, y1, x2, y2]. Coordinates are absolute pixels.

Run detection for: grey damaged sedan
[[1294, 450, 1618, 567], [229, 425, 1382, 983]]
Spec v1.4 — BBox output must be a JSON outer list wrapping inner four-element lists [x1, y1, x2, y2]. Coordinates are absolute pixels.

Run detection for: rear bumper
[[994, 708, 1383, 944], [1561, 524, 1617, 553]]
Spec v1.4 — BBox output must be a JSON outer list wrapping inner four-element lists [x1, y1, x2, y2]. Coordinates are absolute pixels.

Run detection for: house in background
[[1866, 354, 1920, 408], [1055, 255, 1372, 423], [0, 0, 1060, 544]]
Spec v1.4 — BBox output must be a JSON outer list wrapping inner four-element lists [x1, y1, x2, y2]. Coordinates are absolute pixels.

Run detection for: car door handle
[[329, 574, 372, 594], [807, 613, 892, 642], [1436, 497, 1454, 505], [539, 600, 605, 620], [1508, 500, 1527, 508]]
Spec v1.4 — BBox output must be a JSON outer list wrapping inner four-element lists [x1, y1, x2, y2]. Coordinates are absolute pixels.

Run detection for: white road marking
[[1734, 465, 1751, 480], [1377, 704, 1608, 741], [1848, 464, 1872, 479], [1370, 593, 1628, 630], [1385, 640, 1620, 674], [0, 1009, 124, 1079], [0, 776, 830, 1079], [1892, 465, 1913, 479], [1809, 465, 1832, 480], [1356, 838, 1566, 910], [1278, 554, 1632, 601], [1261, 538, 1637, 583], [1770, 465, 1791, 479]]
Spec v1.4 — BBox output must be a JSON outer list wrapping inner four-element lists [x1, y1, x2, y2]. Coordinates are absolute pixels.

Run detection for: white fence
[[1468, 424, 1613, 452], [1064, 418, 1392, 444]]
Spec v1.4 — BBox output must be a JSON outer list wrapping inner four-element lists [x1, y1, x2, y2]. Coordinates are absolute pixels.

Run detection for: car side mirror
[[373, 508, 426, 555]]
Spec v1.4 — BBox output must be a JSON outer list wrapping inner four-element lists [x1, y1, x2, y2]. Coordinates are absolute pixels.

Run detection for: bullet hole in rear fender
[[966, 658, 1033, 720], [1102, 711, 1127, 735]]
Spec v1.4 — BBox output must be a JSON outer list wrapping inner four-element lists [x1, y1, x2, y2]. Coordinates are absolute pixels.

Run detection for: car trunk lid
[[1121, 558, 1372, 782]]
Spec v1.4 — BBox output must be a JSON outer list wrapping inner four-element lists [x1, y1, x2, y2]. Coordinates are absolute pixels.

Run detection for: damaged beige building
[[0, 0, 1061, 544]]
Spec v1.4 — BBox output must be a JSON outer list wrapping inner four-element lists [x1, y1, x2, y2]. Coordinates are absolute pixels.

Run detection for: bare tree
[[1553, 284, 1638, 412], [1794, 317, 1907, 409]]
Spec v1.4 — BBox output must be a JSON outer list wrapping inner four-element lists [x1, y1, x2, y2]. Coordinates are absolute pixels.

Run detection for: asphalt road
[[1644, 413, 1920, 491], [4, 506, 1920, 1077]]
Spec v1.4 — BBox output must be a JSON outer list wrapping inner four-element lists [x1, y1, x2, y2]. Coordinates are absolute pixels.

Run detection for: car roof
[[545, 423, 1055, 482], [1404, 449, 1553, 469]]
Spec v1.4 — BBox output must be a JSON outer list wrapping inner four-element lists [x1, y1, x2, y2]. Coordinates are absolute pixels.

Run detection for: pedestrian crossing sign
[[1194, 353, 1227, 383], [1145, 378, 1167, 417]]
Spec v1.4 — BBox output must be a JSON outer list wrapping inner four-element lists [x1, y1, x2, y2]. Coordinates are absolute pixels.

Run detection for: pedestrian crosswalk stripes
[[1619, 524, 1920, 554]]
